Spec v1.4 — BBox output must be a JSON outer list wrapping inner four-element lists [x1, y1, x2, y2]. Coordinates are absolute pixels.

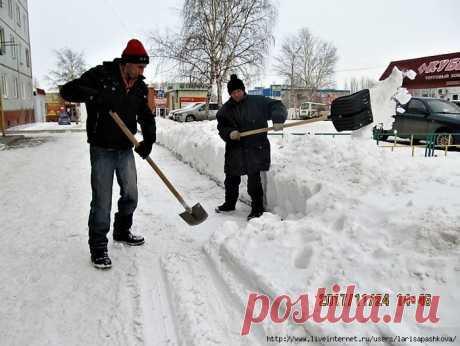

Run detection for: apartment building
[[0, 0, 33, 129]]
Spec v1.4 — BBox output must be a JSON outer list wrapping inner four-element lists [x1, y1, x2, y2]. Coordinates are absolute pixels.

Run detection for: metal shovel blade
[[179, 203, 208, 226]]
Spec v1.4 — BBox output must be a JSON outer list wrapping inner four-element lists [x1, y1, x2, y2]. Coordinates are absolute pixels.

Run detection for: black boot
[[215, 203, 236, 213], [247, 208, 265, 221], [113, 230, 145, 246], [91, 249, 112, 270], [247, 172, 265, 221]]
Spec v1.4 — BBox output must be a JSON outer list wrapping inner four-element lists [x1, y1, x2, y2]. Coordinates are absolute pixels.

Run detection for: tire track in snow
[[161, 250, 262, 346], [134, 143, 265, 345]]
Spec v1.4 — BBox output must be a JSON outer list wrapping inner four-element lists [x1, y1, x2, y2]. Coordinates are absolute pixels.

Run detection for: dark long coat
[[217, 95, 287, 176]]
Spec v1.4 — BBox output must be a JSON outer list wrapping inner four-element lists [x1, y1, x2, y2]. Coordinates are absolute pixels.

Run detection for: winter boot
[[215, 203, 236, 213], [113, 230, 145, 246], [247, 208, 265, 221], [91, 249, 112, 270]]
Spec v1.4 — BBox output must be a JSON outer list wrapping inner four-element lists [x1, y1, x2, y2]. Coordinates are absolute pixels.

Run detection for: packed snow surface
[[1, 67, 458, 345]]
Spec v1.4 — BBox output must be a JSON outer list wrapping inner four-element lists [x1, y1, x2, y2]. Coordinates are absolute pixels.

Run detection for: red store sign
[[380, 52, 460, 89]]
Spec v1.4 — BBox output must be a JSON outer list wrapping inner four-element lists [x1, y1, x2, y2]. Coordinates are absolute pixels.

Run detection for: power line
[[334, 66, 385, 73], [102, 0, 135, 36], [261, 66, 385, 78]]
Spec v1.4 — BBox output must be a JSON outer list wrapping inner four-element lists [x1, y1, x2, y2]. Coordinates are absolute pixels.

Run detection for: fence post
[[445, 134, 451, 157], [411, 135, 415, 157], [425, 134, 434, 157]]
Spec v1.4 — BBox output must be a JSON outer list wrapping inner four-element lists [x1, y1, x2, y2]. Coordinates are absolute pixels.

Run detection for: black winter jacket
[[60, 58, 156, 149], [216, 95, 287, 176]]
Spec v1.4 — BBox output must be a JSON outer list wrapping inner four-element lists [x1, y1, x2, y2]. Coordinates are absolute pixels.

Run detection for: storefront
[[380, 52, 460, 102]]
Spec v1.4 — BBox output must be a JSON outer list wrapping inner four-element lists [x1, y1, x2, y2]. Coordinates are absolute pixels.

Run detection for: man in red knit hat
[[60, 39, 156, 269]]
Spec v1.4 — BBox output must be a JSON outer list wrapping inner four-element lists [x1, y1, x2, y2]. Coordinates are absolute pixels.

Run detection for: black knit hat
[[227, 74, 245, 94]]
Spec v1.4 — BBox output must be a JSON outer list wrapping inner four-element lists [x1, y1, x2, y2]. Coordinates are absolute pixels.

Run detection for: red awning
[[380, 52, 460, 89]]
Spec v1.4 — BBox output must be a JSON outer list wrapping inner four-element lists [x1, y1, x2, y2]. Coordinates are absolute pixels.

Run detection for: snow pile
[[7, 121, 85, 132], [205, 207, 459, 341], [157, 68, 460, 341], [157, 68, 414, 218], [157, 120, 226, 183]]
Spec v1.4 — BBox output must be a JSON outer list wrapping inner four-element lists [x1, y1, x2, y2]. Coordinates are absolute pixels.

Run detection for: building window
[[12, 77, 18, 98], [8, 0, 13, 18], [0, 0, 3, 8], [16, 4, 21, 26], [17, 42, 22, 64], [10, 35, 15, 58], [25, 48, 30, 67], [22, 82, 27, 99], [1, 75, 8, 98], [0, 27, 5, 55]]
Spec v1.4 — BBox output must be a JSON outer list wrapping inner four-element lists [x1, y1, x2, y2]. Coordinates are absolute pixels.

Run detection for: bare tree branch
[[46, 48, 87, 88], [149, 0, 277, 105], [274, 27, 338, 98]]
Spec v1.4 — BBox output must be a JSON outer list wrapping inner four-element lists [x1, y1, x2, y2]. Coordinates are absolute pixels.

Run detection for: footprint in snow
[[293, 245, 313, 269]]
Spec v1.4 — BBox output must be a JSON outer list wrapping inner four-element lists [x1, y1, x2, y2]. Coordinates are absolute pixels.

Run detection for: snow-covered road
[[2, 68, 460, 345], [0, 133, 262, 346]]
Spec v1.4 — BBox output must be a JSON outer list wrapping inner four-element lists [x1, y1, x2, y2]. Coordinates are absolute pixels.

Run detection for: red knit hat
[[121, 39, 149, 64]]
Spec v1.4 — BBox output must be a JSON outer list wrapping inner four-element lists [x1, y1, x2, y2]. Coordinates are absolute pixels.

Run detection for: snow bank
[[156, 68, 414, 218], [7, 121, 85, 132], [157, 120, 226, 183], [158, 68, 460, 341]]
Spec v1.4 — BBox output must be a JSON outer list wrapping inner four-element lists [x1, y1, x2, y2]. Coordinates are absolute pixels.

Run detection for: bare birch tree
[[273, 36, 301, 108], [344, 76, 377, 93], [274, 28, 338, 97], [47, 48, 87, 88], [150, 0, 277, 106]]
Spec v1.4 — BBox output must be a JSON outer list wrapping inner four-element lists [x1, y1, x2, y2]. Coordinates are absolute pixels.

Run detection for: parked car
[[377, 97, 460, 145], [299, 102, 329, 119], [174, 102, 219, 122], [167, 103, 202, 120]]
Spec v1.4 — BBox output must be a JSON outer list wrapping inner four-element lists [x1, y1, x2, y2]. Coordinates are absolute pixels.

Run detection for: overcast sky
[[29, 0, 459, 90]]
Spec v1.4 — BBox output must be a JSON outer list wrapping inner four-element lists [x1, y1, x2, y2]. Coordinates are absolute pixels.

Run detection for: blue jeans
[[88, 145, 138, 251]]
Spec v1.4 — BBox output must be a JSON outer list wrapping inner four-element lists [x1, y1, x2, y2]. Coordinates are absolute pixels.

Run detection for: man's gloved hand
[[273, 123, 284, 131], [135, 141, 153, 159], [229, 130, 241, 141]]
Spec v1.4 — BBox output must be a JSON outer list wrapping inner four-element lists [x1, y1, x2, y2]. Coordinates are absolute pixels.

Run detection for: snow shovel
[[109, 111, 208, 226], [239, 89, 373, 137]]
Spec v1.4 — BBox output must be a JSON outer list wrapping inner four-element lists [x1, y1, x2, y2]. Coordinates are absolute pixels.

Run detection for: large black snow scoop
[[329, 88, 373, 131], [239, 89, 373, 137], [109, 111, 208, 226]]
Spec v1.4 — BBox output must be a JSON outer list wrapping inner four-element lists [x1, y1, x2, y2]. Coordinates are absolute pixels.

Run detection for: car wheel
[[435, 131, 453, 146], [185, 115, 195, 122]]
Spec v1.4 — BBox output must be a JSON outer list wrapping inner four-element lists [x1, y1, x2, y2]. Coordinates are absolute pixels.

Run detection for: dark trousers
[[88, 146, 138, 252], [224, 172, 264, 211]]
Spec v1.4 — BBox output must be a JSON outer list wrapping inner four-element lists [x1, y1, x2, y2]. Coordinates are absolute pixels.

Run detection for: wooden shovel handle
[[239, 116, 328, 138], [109, 111, 191, 211]]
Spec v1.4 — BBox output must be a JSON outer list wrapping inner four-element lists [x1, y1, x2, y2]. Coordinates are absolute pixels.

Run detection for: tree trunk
[[217, 79, 223, 107]]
